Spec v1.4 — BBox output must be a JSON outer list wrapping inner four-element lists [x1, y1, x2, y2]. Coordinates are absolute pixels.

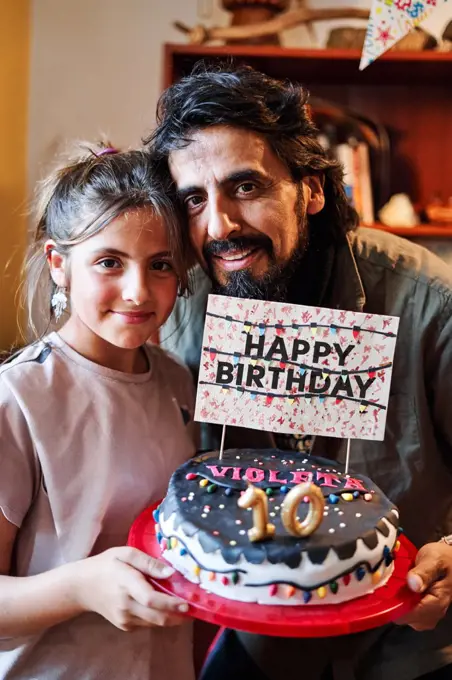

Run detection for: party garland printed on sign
[[194, 296, 399, 441]]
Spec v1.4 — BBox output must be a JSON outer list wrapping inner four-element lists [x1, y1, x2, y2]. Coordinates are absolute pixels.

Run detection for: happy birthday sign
[[195, 296, 400, 441]]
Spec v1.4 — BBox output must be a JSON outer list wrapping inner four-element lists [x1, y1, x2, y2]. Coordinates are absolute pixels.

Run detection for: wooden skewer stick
[[345, 438, 351, 475], [219, 424, 226, 461]]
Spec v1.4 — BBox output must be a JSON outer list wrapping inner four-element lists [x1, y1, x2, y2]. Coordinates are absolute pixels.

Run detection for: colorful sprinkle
[[157, 532, 163, 543], [269, 584, 278, 597], [372, 570, 382, 585], [199, 479, 208, 488], [341, 493, 354, 502], [186, 473, 197, 481], [329, 581, 339, 594], [353, 491, 360, 498], [394, 540, 401, 552], [303, 591, 312, 604], [225, 488, 233, 497], [286, 586, 296, 598], [280, 485, 288, 493], [364, 493, 373, 502], [213, 530, 219, 536], [193, 565, 201, 576], [356, 566, 366, 581], [152, 508, 160, 522], [343, 574, 351, 586], [170, 537, 178, 549], [232, 572, 239, 585], [229, 540, 237, 546], [265, 488, 273, 496], [181, 497, 187, 502], [207, 484, 217, 494], [317, 586, 327, 599], [328, 494, 340, 504], [208, 571, 215, 581], [221, 576, 229, 586], [180, 548, 187, 556], [397, 526, 404, 535]]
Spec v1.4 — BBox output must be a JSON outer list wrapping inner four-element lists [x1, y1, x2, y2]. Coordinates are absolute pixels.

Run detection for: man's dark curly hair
[[146, 62, 358, 243]]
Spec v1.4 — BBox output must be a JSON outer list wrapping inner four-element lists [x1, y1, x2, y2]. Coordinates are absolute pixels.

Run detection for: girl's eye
[[151, 260, 173, 272], [98, 258, 121, 269]]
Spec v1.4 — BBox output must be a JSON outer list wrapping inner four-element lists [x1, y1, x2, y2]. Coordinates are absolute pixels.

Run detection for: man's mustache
[[203, 237, 273, 259]]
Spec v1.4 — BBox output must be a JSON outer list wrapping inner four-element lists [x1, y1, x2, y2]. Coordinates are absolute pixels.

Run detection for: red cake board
[[127, 502, 420, 638]]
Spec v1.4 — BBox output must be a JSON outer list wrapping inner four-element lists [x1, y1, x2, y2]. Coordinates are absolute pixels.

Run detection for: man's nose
[[207, 197, 241, 241]]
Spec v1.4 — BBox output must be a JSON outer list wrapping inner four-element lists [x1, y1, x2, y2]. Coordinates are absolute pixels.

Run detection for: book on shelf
[[335, 140, 374, 226]]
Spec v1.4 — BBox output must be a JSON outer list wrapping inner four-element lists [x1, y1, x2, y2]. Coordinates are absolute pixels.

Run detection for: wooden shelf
[[164, 44, 452, 87], [366, 223, 452, 238]]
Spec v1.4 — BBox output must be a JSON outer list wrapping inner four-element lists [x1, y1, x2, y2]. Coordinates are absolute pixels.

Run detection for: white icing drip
[[159, 512, 397, 606]]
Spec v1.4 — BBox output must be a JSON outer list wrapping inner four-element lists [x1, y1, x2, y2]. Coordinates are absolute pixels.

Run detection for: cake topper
[[238, 480, 326, 542], [238, 484, 275, 542], [195, 295, 399, 469], [281, 482, 325, 537]]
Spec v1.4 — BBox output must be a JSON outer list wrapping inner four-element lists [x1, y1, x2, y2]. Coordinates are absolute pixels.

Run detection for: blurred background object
[[1, 0, 451, 351], [175, 0, 370, 45]]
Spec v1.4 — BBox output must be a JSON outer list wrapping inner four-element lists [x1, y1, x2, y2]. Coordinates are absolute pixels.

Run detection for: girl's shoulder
[[145, 343, 195, 396], [0, 340, 54, 381]]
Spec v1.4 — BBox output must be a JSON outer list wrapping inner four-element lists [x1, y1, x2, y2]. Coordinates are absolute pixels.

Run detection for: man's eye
[[98, 258, 121, 269], [186, 195, 204, 209], [152, 261, 173, 272], [237, 182, 257, 194]]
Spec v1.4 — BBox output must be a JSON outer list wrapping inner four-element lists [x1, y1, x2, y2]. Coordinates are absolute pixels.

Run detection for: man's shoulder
[[349, 227, 452, 302]]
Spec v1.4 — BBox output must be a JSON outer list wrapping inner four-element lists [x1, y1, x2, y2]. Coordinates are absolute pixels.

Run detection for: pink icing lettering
[[231, 467, 243, 481], [290, 470, 313, 484], [206, 465, 234, 478], [245, 467, 265, 483], [316, 472, 341, 488], [344, 477, 367, 491], [269, 469, 288, 484]]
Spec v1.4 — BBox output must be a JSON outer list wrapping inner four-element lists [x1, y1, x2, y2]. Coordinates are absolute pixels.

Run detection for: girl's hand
[[75, 546, 189, 631]]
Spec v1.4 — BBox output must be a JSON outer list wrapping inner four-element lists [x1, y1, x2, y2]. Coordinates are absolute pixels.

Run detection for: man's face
[[169, 125, 324, 300]]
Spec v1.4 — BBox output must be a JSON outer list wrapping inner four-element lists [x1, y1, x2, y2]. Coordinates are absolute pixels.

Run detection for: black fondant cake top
[[160, 449, 398, 568]]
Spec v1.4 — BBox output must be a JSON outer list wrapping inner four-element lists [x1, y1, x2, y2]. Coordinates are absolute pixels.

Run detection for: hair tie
[[96, 147, 118, 157]]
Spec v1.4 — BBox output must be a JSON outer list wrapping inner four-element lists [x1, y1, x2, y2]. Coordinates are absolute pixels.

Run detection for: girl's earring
[[51, 287, 68, 321]]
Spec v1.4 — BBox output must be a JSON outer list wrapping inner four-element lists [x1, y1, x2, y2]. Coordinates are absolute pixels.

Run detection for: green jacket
[[162, 227, 452, 680]]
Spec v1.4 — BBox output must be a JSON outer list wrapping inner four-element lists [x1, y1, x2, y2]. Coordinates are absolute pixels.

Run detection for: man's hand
[[396, 542, 452, 631]]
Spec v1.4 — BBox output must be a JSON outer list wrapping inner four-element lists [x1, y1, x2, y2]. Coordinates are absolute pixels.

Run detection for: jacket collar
[[325, 231, 366, 313]]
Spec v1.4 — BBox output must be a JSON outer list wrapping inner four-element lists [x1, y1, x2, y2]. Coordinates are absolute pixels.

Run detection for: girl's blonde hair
[[22, 141, 191, 339]]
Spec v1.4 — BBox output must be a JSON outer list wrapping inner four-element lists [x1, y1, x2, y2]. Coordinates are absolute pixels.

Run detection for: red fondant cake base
[[128, 502, 420, 638]]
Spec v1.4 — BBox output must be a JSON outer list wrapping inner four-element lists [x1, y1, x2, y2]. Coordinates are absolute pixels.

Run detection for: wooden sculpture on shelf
[[174, 0, 370, 46]]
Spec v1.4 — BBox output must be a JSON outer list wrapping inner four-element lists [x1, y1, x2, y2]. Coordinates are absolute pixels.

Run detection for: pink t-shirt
[[0, 332, 196, 680]]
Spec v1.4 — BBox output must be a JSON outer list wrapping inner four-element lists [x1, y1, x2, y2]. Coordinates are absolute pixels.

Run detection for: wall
[[0, 1, 30, 350], [28, 0, 451, 187]]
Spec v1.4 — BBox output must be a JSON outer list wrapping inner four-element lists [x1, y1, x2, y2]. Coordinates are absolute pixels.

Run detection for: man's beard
[[204, 196, 308, 303]]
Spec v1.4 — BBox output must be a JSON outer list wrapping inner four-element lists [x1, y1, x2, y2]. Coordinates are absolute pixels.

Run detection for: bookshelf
[[162, 44, 452, 239]]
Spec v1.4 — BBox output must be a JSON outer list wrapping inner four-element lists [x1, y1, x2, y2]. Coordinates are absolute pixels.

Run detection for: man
[[147, 64, 452, 680]]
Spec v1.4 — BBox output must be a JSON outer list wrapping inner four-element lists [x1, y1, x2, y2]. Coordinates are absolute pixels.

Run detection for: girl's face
[[47, 208, 179, 371]]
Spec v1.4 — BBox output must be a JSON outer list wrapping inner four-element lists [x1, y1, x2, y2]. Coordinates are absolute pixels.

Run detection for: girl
[[0, 143, 196, 679]]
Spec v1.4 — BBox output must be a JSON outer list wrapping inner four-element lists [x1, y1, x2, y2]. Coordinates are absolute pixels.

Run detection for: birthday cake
[[156, 449, 400, 606]]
